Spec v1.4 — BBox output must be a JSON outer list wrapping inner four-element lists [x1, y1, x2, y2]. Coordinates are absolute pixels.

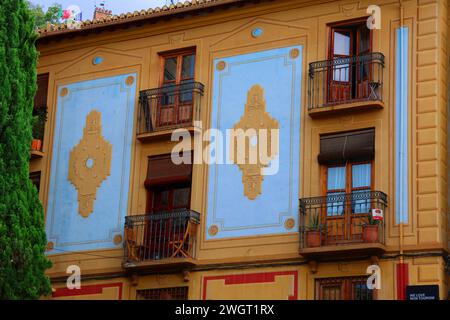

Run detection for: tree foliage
[[27, 2, 61, 29], [0, 0, 52, 299]]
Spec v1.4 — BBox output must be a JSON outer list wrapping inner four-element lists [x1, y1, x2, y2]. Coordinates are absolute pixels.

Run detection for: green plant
[[32, 106, 47, 140], [365, 214, 380, 226], [307, 213, 323, 231]]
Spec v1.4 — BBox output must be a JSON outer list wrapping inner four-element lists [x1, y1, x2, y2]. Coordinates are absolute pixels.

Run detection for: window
[[318, 129, 375, 243], [34, 73, 49, 110], [325, 162, 373, 216], [327, 20, 373, 103], [157, 49, 196, 127], [32, 74, 49, 145], [29, 171, 41, 193], [148, 185, 191, 213], [161, 50, 196, 86], [145, 153, 193, 214], [136, 287, 188, 300], [316, 277, 373, 300]]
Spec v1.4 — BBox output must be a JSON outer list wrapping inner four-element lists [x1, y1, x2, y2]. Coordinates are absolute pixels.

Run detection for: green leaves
[[27, 2, 62, 29], [0, 0, 52, 300]]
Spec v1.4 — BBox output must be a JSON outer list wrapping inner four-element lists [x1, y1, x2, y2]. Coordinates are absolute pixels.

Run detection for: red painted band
[[202, 271, 298, 300]]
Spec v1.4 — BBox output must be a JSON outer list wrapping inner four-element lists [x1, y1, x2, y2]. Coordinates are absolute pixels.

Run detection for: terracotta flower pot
[[306, 230, 322, 248], [31, 139, 42, 151], [363, 225, 379, 243]]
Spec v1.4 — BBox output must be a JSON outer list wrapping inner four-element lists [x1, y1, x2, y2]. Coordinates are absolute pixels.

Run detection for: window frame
[[316, 276, 374, 300], [322, 161, 374, 197], [327, 18, 373, 59], [326, 18, 373, 103], [159, 48, 196, 87]]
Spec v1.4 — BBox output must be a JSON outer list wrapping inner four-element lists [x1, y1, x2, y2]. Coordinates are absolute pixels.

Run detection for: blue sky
[[30, 0, 182, 20]]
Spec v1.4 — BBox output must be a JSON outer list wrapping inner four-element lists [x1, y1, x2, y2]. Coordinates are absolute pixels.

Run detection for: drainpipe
[[398, 0, 404, 264], [397, 0, 408, 300]]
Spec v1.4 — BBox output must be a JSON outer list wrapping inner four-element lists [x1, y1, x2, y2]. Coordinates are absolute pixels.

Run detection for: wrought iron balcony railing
[[137, 81, 204, 135], [124, 209, 200, 264], [299, 190, 388, 250], [308, 52, 384, 111]]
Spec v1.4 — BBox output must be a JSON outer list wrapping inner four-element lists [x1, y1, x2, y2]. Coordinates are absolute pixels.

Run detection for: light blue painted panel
[[207, 46, 302, 239], [395, 27, 409, 224], [46, 73, 137, 253]]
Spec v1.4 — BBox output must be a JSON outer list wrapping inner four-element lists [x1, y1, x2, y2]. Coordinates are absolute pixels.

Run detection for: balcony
[[299, 190, 387, 260], [30, 106, 47, 160], [308, 52, 384, 117], [123, 209, 200, 271], [137, 81, 204, 141]]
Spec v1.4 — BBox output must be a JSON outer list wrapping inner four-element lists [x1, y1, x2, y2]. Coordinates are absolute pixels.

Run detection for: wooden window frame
[[159, 48, 196, 87], [146, 183, 192, 214], [326, 18, 373, 103], [316, 276, 373, 300], [157, 48, 197, 127], [322, 161, 375, 196], [321, 161, 375, 243]]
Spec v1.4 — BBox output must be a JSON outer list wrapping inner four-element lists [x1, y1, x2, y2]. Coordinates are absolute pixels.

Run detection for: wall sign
[[406, 285, 439, 300]]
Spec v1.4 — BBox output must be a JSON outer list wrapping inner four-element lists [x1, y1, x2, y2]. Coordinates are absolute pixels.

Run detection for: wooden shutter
[[34, 73, 49, 109], [318, 129, 375, 165], [145, 153, 192, 187]]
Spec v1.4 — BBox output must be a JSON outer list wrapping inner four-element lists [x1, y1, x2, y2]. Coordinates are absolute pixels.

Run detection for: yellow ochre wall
[[33, 0, 449, 299]]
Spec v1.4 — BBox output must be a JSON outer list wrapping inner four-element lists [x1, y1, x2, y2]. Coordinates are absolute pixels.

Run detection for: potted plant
[[306, 213, 322, 248], [31, 106, 47, 151], [363, 215, 379, 243]]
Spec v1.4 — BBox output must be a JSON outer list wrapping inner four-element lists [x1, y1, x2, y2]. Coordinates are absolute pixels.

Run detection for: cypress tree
[[0, 0, 52, 299]]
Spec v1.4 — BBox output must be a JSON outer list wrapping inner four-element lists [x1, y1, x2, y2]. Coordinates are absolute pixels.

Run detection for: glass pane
[[180, 79, 194, 103], [160, 190, 169, 207], [333, 31, 351, 55], [352, 163, 371, 188], [173, 187, 190, 208], [322, 285, 341, 300], [327, 192, 345, 216], [359, 27, 370, 54], [353, 282, 373, 300], [327, 166, 346, 190], [161, 83, 175, 105], [164, 57, 178, 82], [352, 190, 370, 214], [333, 62, 349, 82], [181, 54, 195, 79]]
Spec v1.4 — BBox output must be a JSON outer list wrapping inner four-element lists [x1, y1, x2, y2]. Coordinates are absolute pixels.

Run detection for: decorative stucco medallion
[[216, 61, 226, 71], [46, 241, 54, 251], [113, 234, 123, 245], [230, 85, 279, 200], [208, 225, 219, 236], [251, 27, 263, 38], [68, 110, 112, 218], [125, 75, 134, 86], [60, 87, 69, 97], [92, 56, 104, 65], [284, 218, 295, 230], [289, 48, 300, 59]]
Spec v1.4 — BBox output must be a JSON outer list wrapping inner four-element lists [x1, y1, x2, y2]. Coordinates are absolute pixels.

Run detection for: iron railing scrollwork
[[308, 52, 384, 110], [138, 81, 204, 135], [124, 209, 200, 263], [299, 190, 388, 249]]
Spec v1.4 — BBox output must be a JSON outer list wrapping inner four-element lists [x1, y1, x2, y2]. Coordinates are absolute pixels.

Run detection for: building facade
[[32, 0, 449, 300]]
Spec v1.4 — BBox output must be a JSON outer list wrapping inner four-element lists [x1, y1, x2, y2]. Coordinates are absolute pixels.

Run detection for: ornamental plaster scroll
[[68, 110, 112, 218], [230, 85, 279, 200]]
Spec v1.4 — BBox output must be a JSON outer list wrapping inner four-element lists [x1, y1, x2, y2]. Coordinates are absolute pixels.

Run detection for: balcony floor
[[308, 100, 384, 118], [30, 150, 44, 160], [299, 242, 386, 261], [137, 126, 201, 142], [123, 257, 197, 272]]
